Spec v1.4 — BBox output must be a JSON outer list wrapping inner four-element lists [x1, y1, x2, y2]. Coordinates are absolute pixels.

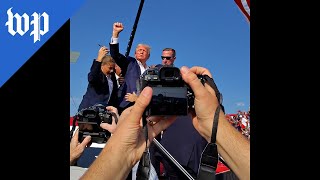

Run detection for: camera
[[73, 104, 113, 143], [137, 65, 196, 116]]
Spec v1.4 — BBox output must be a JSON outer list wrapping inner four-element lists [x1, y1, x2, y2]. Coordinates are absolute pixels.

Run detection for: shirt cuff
[[110, 37, 118, 44]]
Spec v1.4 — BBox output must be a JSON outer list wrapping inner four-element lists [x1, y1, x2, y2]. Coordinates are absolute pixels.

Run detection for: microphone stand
[[153, 139, 195, 180]]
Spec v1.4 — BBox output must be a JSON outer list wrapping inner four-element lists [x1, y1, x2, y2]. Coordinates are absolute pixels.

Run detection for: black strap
[[211, 106, 220, 143], [136, 150, 151, 180], [196, 142, 219, 180], [196, 75, 224, 180], [199, 75, 223, 108], [136, 114, 151, 180]]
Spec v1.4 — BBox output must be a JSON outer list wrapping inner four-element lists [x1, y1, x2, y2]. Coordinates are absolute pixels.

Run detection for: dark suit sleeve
[[88, 60, 103, 84], [109, 43, 129, 76]]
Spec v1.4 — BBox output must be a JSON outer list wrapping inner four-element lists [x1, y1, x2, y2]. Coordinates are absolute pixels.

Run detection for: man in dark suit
[[78, 46, 118, 112], [109, 22, 151, 113], [152, 48, 208, 179], [76, 46, 119, 169]]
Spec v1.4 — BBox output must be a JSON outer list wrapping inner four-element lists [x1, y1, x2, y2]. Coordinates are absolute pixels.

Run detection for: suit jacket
[[78, 60, 118, 112], [110, 43, 142, 109], [155, 115, 208, 177]]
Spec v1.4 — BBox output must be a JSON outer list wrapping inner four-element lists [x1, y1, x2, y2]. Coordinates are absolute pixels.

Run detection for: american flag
[[234, 0, 250, 22]]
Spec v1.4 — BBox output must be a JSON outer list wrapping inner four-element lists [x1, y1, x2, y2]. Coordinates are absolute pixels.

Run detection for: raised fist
[[113, 22, 124, 33]]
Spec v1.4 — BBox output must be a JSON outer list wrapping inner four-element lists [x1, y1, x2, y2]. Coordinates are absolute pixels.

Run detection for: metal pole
[[153, 139, 195, 180], [125, 0, 145, 57]]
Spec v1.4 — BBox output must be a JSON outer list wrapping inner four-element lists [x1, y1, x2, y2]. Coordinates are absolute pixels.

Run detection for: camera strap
[[196, 75, 224, 180], [136, 149, 151, 180], [136, 114, 151, 180]]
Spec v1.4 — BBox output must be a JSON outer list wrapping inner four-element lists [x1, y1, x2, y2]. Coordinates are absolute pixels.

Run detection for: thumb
[[128, 87, 152, 124], [100, 123, 115, 133], [180, 66, 207, 99]]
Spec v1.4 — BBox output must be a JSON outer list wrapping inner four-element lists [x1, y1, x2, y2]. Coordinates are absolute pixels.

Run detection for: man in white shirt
[[109, 22, 151, 114]]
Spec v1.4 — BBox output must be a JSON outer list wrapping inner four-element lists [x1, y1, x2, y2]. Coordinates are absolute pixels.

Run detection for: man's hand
[[125, 92, 138, 102], [70, 129, 92, 166], [100, 106, 120, 134], [96, 46, 109, 62], [112, 22, 124, 38], [180, 66, 219, 142]]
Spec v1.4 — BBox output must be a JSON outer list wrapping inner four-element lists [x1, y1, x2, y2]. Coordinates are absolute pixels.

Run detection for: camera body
[[138, 65, 196, 116], [75, 104, 113, 143]]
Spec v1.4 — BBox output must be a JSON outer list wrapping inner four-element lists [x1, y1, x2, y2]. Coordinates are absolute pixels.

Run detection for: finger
[[70, 128, 79, 146], [180, 66, 209, 100], [189, 110, 200, 130], [189, 66, 212, 78], [189, 66, 216, 97], [79, 135, 91, 148], [148, 116, 177, 140], [128, 87, 152, 125], [100, 123, 116, 134], [146, 116, 167, 124], [106, 106, 118, 114], [106, 106, 119, 120]]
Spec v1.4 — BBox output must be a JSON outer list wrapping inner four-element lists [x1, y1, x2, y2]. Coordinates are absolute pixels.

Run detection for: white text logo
[[5, 7, 49, 43]]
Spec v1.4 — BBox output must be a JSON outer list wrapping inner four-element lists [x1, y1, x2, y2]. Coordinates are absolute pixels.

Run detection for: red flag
[[234, 0, 250, 22]]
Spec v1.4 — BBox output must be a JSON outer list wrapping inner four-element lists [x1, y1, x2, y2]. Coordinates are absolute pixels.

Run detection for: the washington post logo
[[5, 7, 49, 43]]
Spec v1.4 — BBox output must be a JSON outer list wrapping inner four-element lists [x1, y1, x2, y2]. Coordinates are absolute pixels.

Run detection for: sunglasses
[[161, 56, 174, 60]]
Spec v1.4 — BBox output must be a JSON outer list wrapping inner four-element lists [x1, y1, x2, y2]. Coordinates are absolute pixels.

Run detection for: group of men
[[76, 22, 208, 179]]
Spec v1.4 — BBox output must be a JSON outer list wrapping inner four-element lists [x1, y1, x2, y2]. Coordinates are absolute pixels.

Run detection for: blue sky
[[70, 0, 250, 116]]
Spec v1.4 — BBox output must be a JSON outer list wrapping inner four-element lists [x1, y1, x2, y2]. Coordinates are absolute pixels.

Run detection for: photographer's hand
[[81, 87, 176, 180], [180, 66, 250, 180], [70, 129, 91, 166], [180, 66, 218, 141], [100, 106, 119, 134]]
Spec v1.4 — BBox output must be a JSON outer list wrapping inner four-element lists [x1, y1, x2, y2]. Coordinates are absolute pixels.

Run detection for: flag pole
[[125, 0, 145, 57]]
